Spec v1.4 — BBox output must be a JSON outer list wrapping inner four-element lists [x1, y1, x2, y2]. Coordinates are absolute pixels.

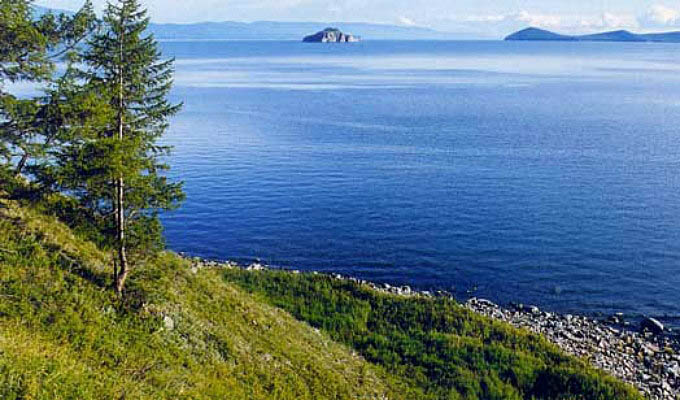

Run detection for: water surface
[[160, 40, 680, 326]]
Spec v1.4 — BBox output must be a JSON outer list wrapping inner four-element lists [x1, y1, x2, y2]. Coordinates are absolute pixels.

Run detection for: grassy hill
[[0, 194, 400, 399], [0, 188, 643, 399]]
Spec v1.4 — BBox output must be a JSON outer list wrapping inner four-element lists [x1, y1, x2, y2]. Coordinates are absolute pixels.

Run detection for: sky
[[36, 0, 680, 37]]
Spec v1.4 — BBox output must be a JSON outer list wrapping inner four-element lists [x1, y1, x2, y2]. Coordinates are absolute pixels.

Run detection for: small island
[[506, 27, 680, 43], [303, 27, 361, 43]]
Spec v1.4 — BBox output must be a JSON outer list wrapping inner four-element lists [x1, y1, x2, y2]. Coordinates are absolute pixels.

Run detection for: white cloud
[[397, 16, 416, 26], [576, 12, 639, 30], [37, 0, 680, 38], [512, 10, 638, 31], [462, 15, 507, 23], [600, 12, 638, 29], [447, 10, 638, 33], [514, 10, 563, 28], [642, 4, 680, 26]]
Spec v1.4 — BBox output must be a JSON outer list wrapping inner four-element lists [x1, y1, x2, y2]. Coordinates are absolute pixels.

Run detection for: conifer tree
[[0, 0, 95, 175], [70, 0, 184, 294]]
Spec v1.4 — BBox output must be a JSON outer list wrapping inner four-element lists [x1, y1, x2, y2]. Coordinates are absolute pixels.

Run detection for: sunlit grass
[[0, 187, 643, 399], [224, 268, 644, 400], [0, 196, 400, 399]]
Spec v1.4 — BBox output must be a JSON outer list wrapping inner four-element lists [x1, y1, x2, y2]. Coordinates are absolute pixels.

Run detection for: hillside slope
[[222, 269, 644, 400], [0, 195, 402, 399], [0, 189, 643, 399]]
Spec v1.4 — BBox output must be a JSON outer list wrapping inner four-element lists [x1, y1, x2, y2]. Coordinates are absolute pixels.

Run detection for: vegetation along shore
[[1, 0, 677, 399], [193, 257, 680, 400], [0, 189, 650, 398]]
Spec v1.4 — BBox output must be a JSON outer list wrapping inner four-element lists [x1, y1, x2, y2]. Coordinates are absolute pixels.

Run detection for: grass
[[222, 269, 645, 400], [0, 188, 644, 399], [0, 195, 403, 399]]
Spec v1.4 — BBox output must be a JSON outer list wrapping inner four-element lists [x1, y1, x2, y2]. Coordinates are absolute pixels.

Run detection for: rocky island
[[303, 27, 361, 43]]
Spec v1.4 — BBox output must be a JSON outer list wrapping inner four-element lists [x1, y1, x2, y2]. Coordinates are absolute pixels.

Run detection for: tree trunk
[[114, 24, 129, 296], [14, 151, 29, 176], [113, 251, 118, 282], [16, 134, 58, 176], [114, 175, 128, 295]]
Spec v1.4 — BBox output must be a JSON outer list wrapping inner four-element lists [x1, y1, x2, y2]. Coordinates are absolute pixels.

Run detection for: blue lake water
[[159, 40, 680, 326]]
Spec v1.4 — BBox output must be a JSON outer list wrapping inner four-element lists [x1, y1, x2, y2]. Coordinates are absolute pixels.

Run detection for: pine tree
[[32, 61, 115, 217], [0, 0, 95, 176], [70, 0, 184, 295], [0, 0, 54, 86]]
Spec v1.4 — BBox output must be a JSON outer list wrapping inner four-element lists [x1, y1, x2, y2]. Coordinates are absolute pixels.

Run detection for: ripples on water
[[159, 40, 680, 326]]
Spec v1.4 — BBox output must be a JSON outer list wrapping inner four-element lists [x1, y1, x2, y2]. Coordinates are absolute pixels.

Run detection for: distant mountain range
[[49, 5, 680, 43], [33, 6, 464, 41], [506, 27, 680, 43], [147, 21, 463, 41]]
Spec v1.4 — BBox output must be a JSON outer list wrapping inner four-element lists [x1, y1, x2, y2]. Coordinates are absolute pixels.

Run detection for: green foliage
[[0, 182, 645, 400], [0, 197, 404, 399], [80, 0, 183, 254], [1, 0, 53, 84], [35, 0, 184, 292], [223, 269, 644, 400], [0, 0, 96, 172], [0, 0, 95, 84], [0, 4, 652, 399], [1, 0, 182, 294], [0, 96, 40, 169]]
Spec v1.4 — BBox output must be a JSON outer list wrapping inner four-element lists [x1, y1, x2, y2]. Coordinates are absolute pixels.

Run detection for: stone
[[163, 315, 175, 331], [641, 317, 665, 335], [643, 344, 660, 356], [247, 263, 265, 271], [475, 298, 496, 307]]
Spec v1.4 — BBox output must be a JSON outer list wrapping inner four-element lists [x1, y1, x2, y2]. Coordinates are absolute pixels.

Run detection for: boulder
[[247, 263, 265, 271], [640, 317, 664, 335]]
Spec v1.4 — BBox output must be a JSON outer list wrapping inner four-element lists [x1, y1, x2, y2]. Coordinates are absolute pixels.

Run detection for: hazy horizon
[[35, 0, 680, 39]]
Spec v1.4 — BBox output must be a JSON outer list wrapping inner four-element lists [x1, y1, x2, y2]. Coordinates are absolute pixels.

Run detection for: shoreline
[[186, 255, 680, 400], [466, 298, 679, 400]]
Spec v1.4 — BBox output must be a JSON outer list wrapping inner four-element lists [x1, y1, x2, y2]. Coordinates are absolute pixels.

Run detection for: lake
[[160, 40, 680, 326]]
